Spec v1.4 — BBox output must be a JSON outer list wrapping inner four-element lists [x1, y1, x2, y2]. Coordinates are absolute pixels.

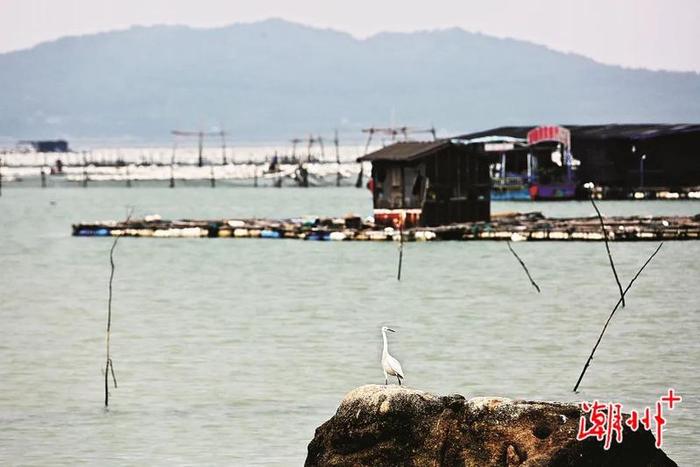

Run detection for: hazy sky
[[1, 0, 699, 72]]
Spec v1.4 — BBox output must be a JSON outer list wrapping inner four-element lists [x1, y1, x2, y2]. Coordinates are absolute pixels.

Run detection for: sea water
[[1, 186, 699, 465]]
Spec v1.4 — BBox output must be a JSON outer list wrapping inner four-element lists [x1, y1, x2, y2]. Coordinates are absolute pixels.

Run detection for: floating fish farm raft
[[72, 212, 700, 241]]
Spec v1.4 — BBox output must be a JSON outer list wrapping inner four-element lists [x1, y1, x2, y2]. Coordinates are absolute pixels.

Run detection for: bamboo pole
[[591, 197, 625, 306], [104, 208, 134, 407], [573, 242, 663, 392], [506, 241, 540, 293], [82, 155, 88, 188], [334, 129, 340, 187], [397, 212, 405, 281]]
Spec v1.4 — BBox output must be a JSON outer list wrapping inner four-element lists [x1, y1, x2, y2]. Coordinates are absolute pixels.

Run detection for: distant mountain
[[1, 18, 699, 143]]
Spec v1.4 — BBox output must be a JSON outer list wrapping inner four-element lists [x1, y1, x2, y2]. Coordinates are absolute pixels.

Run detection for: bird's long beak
[[387, 328, 396, 333]]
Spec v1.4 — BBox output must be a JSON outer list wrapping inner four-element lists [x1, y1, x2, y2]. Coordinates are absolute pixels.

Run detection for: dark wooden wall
[[421, 145, 490, 226]]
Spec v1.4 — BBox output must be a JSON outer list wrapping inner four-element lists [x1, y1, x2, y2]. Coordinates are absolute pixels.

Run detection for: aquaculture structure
[[457, 123, 700, 199], [72, 212, 700, 241], [17, 140, 70, 153], [358, 140, 491, 228], [459, 125, 579, 201]]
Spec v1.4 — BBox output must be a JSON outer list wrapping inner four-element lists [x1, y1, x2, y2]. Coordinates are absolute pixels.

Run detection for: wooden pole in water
[[307, 134, 313, 164], [397, 212, 405, 281], [170, 140, 176, 188], [335, 129, 341, 187], [572, 242, 663, 393], [291, 139, 298, 162], [105, 208, 134, 407], [221, 130, 227, 165], [357, 128, 374, 188], [590, 197, 625, 307], [210, 165, 216, 188], [82, 154, 88, 188], [506, 241, 540, 293], [297, 135, 311, 188], [197, 131, 204, 168]]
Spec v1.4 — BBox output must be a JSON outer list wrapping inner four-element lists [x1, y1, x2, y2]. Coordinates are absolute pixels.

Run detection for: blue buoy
[[260, 229, 281, 239], [307, 232, 329, 241]]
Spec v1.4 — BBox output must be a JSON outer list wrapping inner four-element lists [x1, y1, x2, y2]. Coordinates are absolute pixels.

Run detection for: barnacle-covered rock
[[305, 385, 676, 466]]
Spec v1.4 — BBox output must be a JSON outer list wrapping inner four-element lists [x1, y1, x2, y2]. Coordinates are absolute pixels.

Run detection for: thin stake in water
[[397, 213, 405, 281], [507, 241, 541, 293], [591, 197, 625, 307], [573, 242, 663, 393], [105, 207, 134, 407]]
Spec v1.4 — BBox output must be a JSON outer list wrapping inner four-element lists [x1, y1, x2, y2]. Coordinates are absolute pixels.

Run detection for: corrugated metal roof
[[455, 124, 700, 142], [357, 140, 450, 162]]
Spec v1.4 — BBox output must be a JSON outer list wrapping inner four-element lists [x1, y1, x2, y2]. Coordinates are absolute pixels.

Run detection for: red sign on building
[[527, 125, 571, 148]]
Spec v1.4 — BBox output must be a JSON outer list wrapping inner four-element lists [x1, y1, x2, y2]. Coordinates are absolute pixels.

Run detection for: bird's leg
[[384, 372, 388, 385], [397, 376, 402, 386]]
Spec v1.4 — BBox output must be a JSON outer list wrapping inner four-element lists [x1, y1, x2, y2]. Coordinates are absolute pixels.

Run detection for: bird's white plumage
[[382, 354, 404, 378], [380, 326, 405, 384]]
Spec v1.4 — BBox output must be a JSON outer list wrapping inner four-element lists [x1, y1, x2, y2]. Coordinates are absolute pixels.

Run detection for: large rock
[[305, 385, 676, 466]]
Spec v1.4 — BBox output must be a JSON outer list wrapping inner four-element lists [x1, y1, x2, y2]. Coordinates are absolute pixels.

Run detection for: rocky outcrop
[[305, 385, 676, 466]]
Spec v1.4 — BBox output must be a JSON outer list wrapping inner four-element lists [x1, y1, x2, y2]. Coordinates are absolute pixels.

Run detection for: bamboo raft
[[72, 212, 700, 241]]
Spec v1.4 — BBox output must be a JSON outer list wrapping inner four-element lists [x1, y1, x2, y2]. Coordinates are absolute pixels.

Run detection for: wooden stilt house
[[358, 140, 491, 227]]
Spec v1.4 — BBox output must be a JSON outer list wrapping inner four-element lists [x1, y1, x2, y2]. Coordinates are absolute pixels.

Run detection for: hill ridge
[[1, 18, 698, 141]]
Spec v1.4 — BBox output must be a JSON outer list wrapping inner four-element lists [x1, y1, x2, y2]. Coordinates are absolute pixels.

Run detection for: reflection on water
[[1, 187, 699, 465]]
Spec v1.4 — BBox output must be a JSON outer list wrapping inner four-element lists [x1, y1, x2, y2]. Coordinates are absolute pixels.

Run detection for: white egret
[[380, 326, 405, 385]]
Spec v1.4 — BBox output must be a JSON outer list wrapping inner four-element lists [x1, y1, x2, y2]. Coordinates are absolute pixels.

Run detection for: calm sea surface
[[1, 186, 699, 465]]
